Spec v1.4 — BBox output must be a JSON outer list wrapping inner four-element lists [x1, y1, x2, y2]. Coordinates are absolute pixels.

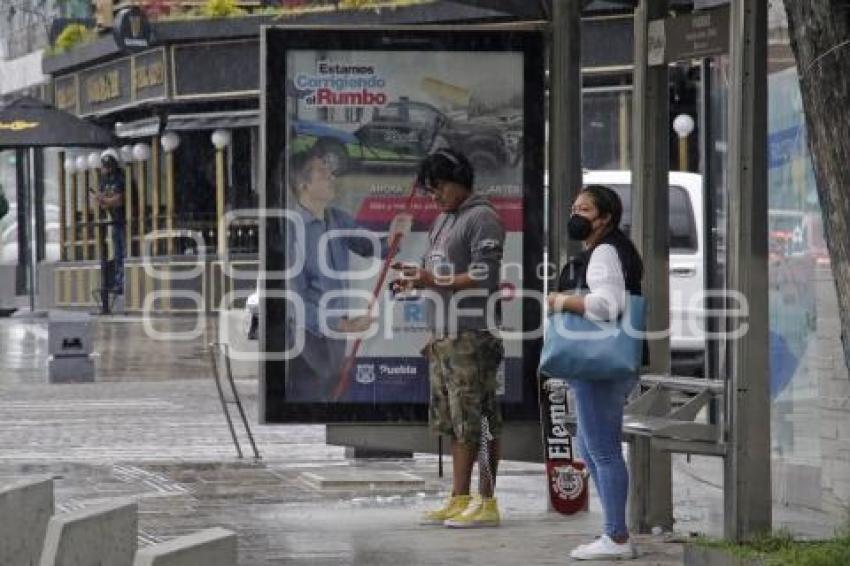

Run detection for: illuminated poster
[[262, 28, 544, 423]]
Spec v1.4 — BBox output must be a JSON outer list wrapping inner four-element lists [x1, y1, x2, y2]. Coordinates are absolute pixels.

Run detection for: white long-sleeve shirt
[[584, 244, 627, 322]]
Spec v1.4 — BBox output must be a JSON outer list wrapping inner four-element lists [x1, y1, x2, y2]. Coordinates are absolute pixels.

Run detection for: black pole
[[700, 58, 720, 425], [14, 149, 27, 297], [28, 148, 36, 313]]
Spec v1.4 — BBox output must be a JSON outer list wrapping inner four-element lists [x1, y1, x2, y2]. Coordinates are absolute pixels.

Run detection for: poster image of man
[[283, 147, 412, 402]]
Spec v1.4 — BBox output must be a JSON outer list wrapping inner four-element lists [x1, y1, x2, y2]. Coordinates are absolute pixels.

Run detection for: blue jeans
[[111, 225, 125, 290], [568, 376, 637, 539]]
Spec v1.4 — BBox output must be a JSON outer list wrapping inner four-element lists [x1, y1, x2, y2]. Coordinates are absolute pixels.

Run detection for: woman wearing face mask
[[546, 185, 644, 561]]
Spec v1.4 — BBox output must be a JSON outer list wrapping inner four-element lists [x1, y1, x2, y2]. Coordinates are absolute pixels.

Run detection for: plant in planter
[[51, 23, 97, 54], [202, 0, 246, 18]]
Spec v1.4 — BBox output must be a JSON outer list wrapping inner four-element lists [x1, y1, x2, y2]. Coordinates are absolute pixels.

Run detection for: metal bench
[[622, 374, 726, 457]]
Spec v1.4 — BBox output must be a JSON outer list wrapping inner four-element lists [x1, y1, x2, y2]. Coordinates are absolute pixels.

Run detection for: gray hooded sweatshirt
[[420, 193, 505, 336]]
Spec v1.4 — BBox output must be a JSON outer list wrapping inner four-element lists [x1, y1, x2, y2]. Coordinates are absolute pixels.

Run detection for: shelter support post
[[724, 0, 771, 541], [629, 0, 673, 534], [549, 0, 583, 269]]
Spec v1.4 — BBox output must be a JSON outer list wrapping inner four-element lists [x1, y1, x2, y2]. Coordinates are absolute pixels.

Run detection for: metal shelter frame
[[549, 0, 770, 541]]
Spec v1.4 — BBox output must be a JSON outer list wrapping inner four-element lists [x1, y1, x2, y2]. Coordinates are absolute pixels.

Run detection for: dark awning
[[0, 95, 114, 149], [165, 110, 258, 131]]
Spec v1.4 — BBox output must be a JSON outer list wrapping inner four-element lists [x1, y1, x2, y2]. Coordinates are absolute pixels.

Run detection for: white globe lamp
[[161, 131, 180, 153], [87, 152, 100, 170], [211, 129, 231, 150], [132, 143, 151, 162]]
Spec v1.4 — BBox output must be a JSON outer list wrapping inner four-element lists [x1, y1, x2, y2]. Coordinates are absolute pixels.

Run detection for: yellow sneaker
[[420, 495, 472, 525], [444, 496, 500, 528]]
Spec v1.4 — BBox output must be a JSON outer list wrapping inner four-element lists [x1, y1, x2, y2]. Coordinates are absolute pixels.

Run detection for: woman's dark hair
[[581, 184, 624, 231], [415, 148, 474, 191]]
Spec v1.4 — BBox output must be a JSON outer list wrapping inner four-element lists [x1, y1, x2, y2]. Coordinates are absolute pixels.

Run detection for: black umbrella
[[0, 96, 114, 314], [0, 95, 114, 149]]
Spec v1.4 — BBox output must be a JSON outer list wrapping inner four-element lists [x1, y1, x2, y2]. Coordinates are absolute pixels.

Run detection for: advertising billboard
[[261, 27, 545, 423]]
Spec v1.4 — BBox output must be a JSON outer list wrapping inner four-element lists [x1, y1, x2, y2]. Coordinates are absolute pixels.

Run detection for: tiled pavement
[[0, 313, 703, 565]]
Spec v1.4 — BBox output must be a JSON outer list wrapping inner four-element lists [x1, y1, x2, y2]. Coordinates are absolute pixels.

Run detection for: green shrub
[[202, 0, 246, 18], [52, 24, 97, 54], [697, 528, 850, 566]]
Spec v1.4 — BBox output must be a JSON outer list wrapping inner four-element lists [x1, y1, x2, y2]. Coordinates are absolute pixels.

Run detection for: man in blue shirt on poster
[[285, 148, 411, 401]]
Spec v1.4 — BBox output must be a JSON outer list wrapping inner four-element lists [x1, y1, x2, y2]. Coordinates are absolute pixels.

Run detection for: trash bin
[[47, 310, 95, 383]]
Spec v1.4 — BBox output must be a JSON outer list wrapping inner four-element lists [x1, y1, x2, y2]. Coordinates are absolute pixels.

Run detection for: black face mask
[[567, 214, 594, 241]]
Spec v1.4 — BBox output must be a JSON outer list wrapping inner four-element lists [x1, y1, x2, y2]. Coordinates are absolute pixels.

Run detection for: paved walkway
[[0, 313, 703, 565]]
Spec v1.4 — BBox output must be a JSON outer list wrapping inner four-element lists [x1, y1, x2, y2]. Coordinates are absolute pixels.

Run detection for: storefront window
[[582, 87, 631, 171]]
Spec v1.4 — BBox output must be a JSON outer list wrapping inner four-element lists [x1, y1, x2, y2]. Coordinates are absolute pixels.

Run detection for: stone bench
[[0, 476, 54, 566], [40, 499, 137, 566], [133, 528, 237, 566]]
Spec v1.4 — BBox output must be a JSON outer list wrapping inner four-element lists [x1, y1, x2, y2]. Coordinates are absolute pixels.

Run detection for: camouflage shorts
[[425, 330, 504, 445]]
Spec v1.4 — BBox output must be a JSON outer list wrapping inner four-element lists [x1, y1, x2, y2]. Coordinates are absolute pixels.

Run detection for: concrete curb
[[0, 476, 54, 566], [133, 528, 238, 566], [684, 544, 765, 566], [39, 498, 138, 566]]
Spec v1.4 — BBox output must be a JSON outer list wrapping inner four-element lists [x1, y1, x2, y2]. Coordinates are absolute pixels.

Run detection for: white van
[[583, 170, 706, 375]]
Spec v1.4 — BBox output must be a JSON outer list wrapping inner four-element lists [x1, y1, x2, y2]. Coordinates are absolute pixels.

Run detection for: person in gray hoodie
[[391, 149, 506, 528]]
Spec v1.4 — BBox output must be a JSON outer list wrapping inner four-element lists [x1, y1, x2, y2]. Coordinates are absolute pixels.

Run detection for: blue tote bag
[[538, 294, 646, 381]]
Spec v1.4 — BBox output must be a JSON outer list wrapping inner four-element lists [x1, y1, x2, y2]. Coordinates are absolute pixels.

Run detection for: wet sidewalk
[[0, 313, 696, 564]]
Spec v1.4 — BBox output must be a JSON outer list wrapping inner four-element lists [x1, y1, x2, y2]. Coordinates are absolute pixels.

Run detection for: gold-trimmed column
[[68, 157, 78, 261], [211, 129, 231, 258], [76, 155, 89, 260], [133, 143, 150, 257], [151, 135, 161, 256], [89, 155, 101, 261], [123, 153, 133, 257], [165, 147, 176, 256], [59, 152, 68, 261]]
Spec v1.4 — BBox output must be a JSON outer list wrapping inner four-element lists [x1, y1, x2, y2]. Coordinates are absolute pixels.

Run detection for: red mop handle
[[332, 183, 418, 401]]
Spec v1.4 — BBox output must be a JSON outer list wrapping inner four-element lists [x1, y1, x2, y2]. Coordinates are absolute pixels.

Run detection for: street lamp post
[[120, 145, 133, 256], [88, 151, 101, 260], [75, 155, 88, 260], [211, 129, 231, 257], [673, 113, 695, 172], [160, 131, 180, 256], [133, 143, 151, 257]]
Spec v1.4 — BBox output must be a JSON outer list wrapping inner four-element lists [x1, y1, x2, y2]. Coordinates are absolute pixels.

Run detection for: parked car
[[294, 98, 518, 173]]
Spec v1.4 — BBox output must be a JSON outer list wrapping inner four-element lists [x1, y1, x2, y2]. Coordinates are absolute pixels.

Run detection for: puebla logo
[[355, 363, 376, 385], [551, 464, 586, 501]]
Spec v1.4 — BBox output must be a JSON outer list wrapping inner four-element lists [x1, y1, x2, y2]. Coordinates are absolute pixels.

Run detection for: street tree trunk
[[783, 0, 850, 371]]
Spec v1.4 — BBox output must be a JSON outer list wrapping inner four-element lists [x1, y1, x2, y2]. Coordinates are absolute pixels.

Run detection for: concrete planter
[[684, 544, 766, 566]]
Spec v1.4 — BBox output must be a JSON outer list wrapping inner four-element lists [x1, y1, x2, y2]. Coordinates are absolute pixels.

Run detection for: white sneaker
[[569, 535, 636, 561]]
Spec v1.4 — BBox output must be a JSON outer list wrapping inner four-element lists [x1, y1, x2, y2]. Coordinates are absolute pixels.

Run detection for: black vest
[[556, 229, 643, 294]]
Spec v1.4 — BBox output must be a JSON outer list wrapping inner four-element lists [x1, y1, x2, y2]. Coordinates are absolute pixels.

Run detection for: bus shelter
[[259, 0, 770, 541]]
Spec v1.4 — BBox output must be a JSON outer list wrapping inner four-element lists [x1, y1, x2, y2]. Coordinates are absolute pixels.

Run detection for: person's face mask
[[567, 214, 595, 241]]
